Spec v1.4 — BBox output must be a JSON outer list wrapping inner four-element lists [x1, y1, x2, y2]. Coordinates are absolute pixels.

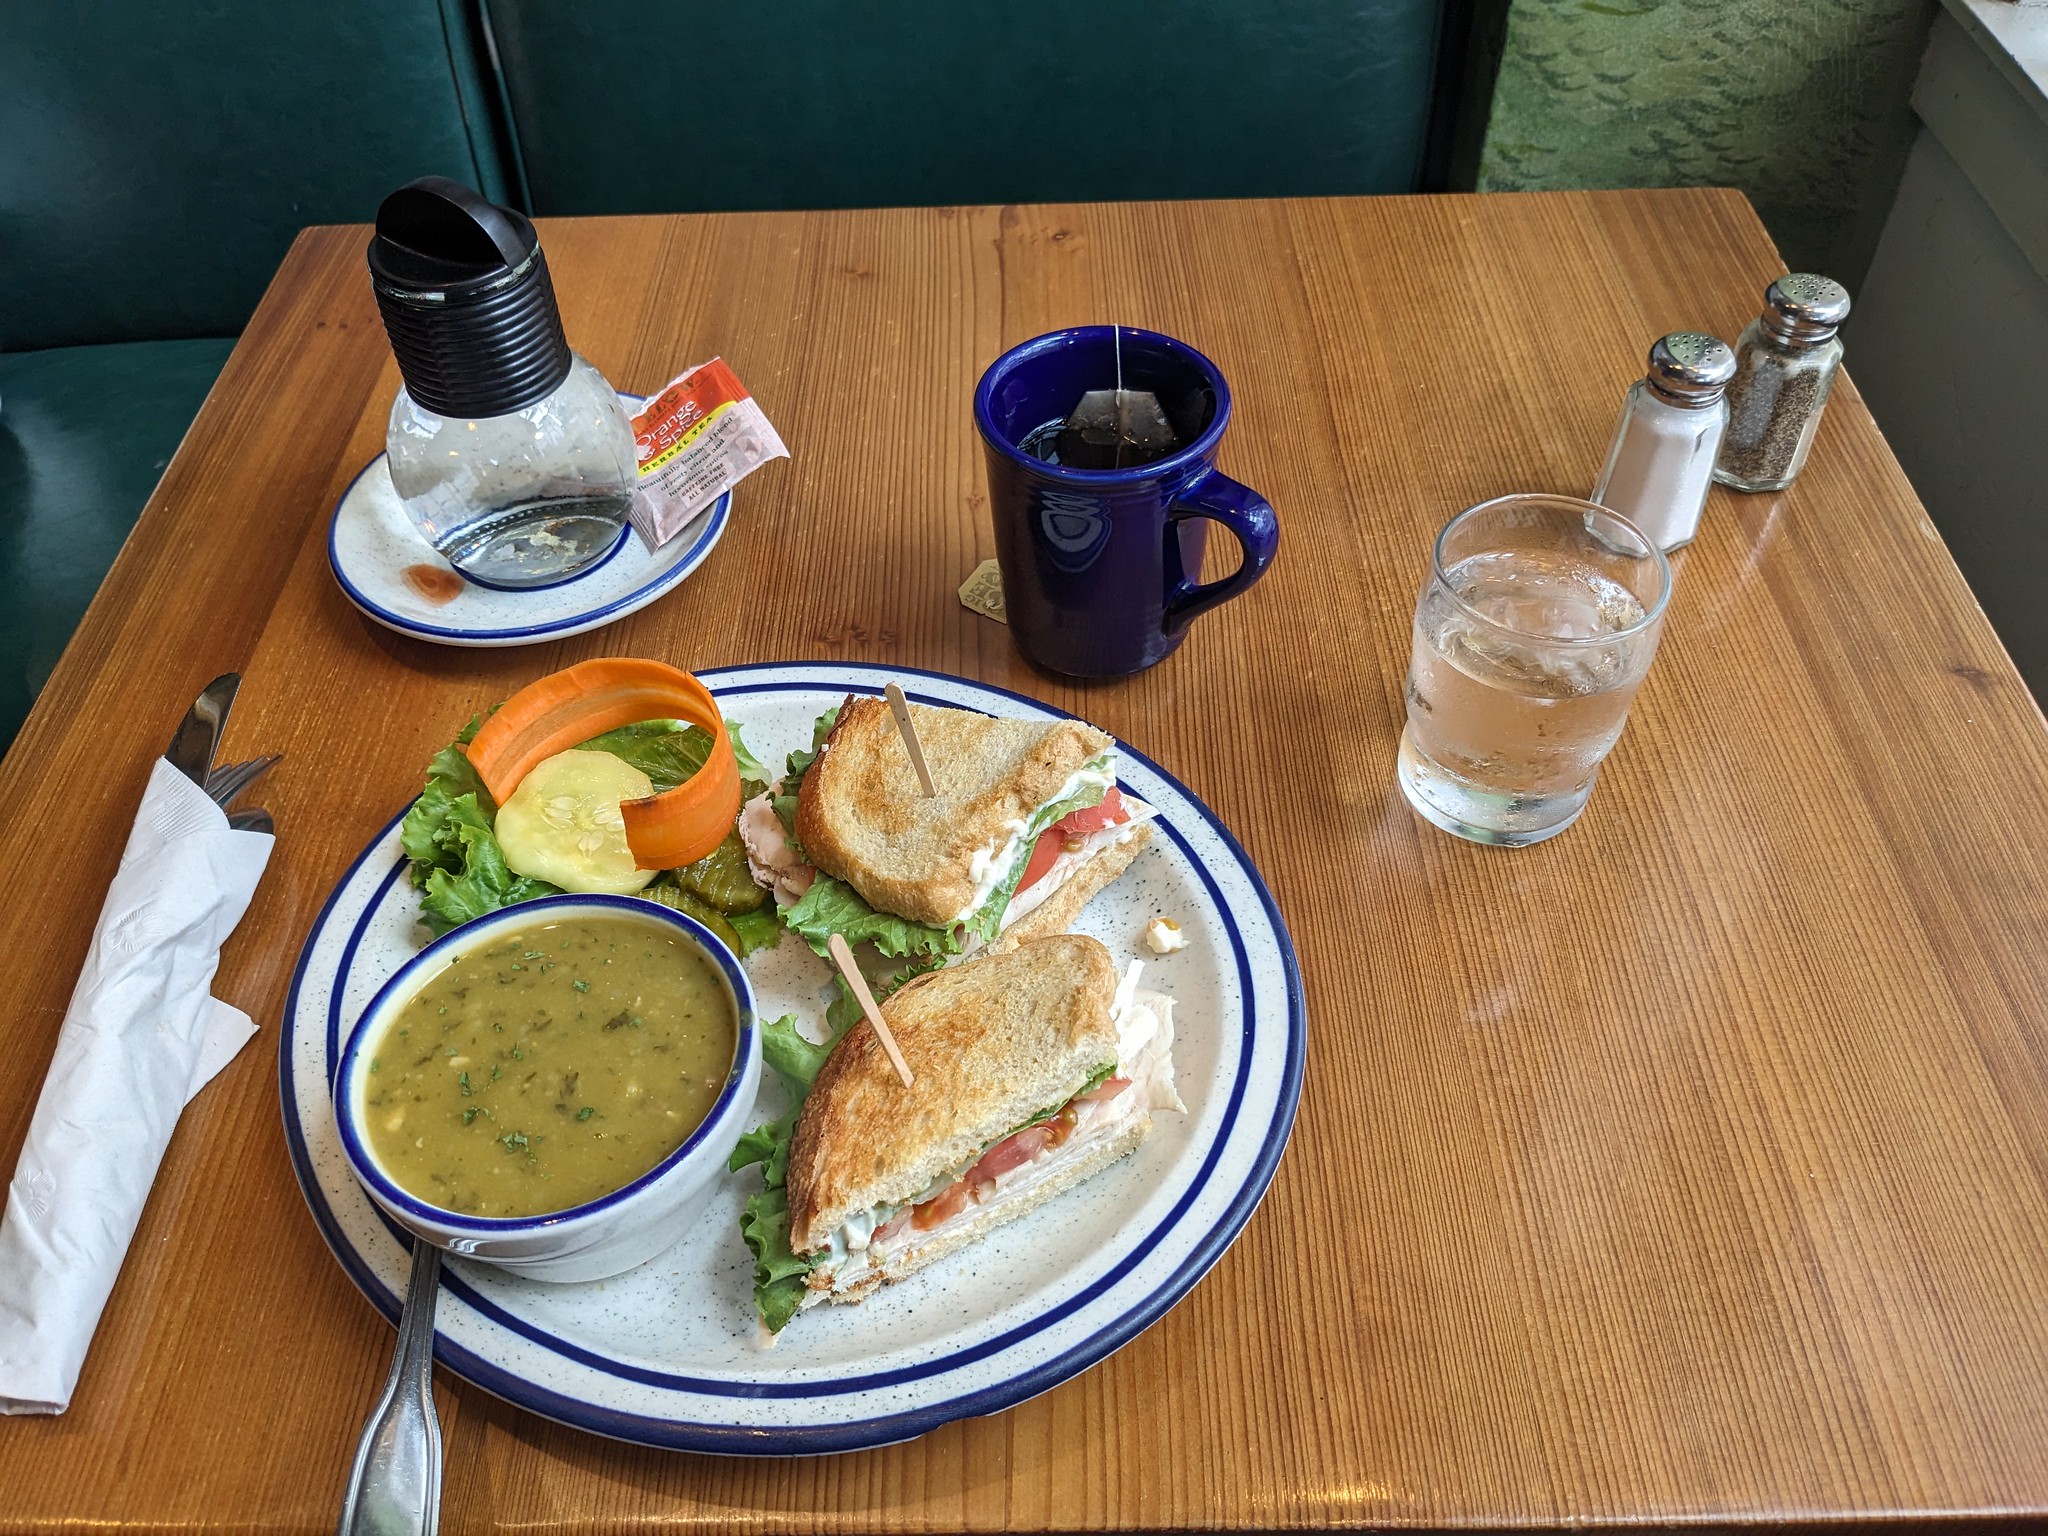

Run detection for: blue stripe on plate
[[278, 664, 1306, 1453]]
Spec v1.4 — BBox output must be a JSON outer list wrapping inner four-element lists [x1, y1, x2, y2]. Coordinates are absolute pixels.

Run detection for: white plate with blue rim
[[280, 662, 1305, 1454], [326, 396, 732, 648]]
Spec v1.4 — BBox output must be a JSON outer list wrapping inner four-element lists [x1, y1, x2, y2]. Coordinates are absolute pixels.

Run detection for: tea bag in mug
[[1055, 327, 1180, 469]]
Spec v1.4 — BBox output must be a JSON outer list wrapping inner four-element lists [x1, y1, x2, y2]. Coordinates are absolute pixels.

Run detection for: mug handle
[[1163, 469, 1279, 634]]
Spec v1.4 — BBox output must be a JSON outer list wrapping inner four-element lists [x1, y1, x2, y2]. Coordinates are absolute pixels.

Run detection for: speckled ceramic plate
[[280, 663, 1304, 1454], [326, 396, 731, 648]]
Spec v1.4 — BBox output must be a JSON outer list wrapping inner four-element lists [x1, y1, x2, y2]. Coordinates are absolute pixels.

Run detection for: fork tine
[[202, 759, 249, 805], [206, 752, 282, 808], [227, 753, 282, 802]]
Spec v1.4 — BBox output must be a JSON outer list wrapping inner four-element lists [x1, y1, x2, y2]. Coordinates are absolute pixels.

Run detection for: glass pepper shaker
[[1713, 274, 1851, 493], [367, 177, 638, 588], [1591, 332, 1736, 553]]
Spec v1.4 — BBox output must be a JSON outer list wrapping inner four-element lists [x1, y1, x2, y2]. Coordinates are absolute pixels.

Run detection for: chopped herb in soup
[[361, 913, 736, 1218]]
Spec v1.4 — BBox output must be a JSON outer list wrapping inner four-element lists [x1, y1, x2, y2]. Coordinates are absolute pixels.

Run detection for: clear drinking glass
[[1396, 494, 1671, 846]]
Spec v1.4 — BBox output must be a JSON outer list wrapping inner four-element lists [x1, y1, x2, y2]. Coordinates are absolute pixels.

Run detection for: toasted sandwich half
[[738, 696, 1155, 965], [769, 935, 1182, 1322]]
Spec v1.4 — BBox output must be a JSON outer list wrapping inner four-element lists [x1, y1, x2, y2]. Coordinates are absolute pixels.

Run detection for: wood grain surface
[[2, 192, 2045, 1531]]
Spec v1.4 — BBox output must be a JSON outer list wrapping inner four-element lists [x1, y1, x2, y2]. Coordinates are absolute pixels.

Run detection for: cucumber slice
[[494, 749, 658, 896]]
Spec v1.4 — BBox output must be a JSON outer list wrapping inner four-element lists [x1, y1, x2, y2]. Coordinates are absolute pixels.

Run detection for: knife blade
[[164, 674, 240, 789]]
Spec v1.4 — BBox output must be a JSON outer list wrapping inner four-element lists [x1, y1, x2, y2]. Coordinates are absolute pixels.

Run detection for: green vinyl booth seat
[[0, 341, 238, 738]]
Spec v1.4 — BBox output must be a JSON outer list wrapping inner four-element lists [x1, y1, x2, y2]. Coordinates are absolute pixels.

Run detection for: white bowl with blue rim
[[332, 894, 762, 1284]]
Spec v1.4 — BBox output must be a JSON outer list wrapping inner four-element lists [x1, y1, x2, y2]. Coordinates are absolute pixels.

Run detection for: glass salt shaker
[[1591, 332, 1736, 553], [1713, 274, 1851, 493], [367, 177, 637, 588]]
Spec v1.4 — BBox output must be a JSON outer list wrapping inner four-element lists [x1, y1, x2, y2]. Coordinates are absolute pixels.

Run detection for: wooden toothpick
[[827, 933, 915, 1089], [884, 681, 937, 797]]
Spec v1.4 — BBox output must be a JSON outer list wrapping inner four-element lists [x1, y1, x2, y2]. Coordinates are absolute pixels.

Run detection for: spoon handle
[[337, 1240, 443, 1536]]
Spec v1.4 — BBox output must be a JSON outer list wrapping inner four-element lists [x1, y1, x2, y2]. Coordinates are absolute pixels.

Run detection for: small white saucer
[[327, 442, 731, 649]]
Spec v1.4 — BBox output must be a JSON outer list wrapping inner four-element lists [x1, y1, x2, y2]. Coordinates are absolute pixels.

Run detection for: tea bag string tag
[[1114, 324, 1124, 420]]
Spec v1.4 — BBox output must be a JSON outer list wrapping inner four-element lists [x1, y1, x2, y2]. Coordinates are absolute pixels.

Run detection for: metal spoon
[[337, 1239, 443, 1536]]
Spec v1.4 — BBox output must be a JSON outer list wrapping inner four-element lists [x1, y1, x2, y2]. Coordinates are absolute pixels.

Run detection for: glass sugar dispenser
[[367, 177, 637, 588], [1590, 332, 1736, 553], [1713, 273, 1851, 493]]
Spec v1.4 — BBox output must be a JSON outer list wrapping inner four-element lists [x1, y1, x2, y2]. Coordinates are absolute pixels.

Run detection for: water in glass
[[1399, 543, 1659, 845]]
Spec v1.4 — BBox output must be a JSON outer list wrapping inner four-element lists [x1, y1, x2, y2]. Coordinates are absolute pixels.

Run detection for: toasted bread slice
[[785, 934, 1121, 1253], [804, 1115, 1151, 1308], [794, 696, 1112, 927]]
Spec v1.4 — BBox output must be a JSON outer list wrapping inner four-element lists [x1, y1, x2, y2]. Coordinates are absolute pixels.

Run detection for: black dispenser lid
[[367, 177, 572, 419]]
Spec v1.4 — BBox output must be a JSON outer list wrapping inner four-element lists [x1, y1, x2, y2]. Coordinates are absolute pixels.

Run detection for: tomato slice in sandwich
[[1016, 828, 1064, 894], [1055, 784, 1126, 836], [1016, 786, 1130, 894]]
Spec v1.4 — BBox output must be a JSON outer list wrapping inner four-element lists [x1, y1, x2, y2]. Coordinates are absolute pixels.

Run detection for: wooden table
[[3, 192, 2045, 1531]]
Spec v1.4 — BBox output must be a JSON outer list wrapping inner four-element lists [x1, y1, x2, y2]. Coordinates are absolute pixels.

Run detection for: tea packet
[[629, 358, 789, 549]]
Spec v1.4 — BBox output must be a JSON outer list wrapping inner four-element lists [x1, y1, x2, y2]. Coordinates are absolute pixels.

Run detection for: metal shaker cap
[[1645, 332, 1736, 406], [1759, 273, 1852, 346]]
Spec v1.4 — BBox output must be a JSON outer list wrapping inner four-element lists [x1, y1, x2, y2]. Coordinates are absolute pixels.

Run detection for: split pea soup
[[360, 912, 737, 1218]]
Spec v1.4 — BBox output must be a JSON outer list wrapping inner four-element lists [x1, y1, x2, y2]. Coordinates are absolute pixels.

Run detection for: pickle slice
[[639, 884, 743, 956], [678, 834, 768, 914]]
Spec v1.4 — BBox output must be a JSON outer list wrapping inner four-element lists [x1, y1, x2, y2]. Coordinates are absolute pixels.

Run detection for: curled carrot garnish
[[464, 658, 740, 870]]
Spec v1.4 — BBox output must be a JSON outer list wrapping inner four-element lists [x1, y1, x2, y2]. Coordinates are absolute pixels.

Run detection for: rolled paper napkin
[[0, 758, 274, 1413]]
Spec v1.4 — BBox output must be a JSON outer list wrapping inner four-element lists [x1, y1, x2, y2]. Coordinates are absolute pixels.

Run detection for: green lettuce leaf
[[771, 707, 840, 842], [398, 712, 557, 935], [729, 1105, 812, 1331], [727, 721, 770, 796], [575, 720, 715, 791], [398, 718, 491, 875], [728, 904, 783, 957], [762, 1013, 834, 1093], [729, 1118, 816, 1332], [729, 1121, 784, 1177], [416, 793, 561, 936], [825, 974, 868, 1041], [579, 716, 771, 798], [733, 995, 878, 1332], [740, 1186, 812, 1333], [781, 873, 959, 962]]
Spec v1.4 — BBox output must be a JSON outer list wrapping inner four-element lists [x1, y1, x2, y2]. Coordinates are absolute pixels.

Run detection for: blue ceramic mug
[[973, 327, 1279, 677]]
